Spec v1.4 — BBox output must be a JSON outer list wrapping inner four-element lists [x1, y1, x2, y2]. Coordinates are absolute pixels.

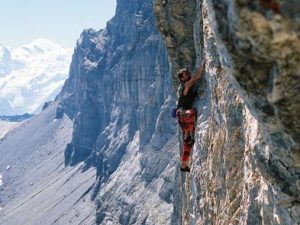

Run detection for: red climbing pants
[[176, 108, 196, 164]]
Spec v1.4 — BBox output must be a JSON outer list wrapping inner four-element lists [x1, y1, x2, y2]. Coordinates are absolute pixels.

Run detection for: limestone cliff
[[154, 0, 300, 224], [57, 0, 179, 224]]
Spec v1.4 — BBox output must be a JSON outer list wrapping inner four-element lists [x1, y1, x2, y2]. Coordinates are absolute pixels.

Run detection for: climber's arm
[[183, 62, 205, 95]]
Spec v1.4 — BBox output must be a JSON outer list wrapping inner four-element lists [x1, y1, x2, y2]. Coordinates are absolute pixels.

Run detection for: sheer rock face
[[154, 0, 300, 224], [58, 0, 179, 224]]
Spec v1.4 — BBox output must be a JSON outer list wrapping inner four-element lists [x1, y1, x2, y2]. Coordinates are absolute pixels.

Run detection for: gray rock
[[57, 0, 179, 224], [0, 103, 97, 225]]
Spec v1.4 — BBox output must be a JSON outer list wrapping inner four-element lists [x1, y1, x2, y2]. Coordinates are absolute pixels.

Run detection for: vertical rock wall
[[154, 0, 300, 224], [57, 0, 180, 224]]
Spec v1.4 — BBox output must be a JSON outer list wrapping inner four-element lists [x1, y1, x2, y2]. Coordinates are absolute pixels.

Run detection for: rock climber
[[175, 61, 205, 172]]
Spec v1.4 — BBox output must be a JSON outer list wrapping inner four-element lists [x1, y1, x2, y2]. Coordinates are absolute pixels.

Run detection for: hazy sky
[[0, 0, 116, 48]]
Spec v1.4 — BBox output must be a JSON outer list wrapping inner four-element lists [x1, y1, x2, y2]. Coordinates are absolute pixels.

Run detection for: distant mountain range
[[0, 113, 34, 122], [0, 39, 73, 116]]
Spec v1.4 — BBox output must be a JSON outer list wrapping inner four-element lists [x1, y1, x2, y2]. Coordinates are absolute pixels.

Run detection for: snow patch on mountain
[[0, 39, 73, 115]]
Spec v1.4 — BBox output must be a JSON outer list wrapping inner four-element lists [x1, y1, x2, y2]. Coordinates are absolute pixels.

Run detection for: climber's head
[[178, 68, 191, 82]]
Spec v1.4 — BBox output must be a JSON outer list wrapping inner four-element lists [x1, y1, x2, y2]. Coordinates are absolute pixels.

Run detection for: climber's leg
[[177, 108, 197, 172], [180, 109, 196, 171], [181, 141, 192, 168]]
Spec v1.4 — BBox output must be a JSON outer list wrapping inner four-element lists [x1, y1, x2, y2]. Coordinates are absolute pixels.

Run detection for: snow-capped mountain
[[0, 39, 73, 115]]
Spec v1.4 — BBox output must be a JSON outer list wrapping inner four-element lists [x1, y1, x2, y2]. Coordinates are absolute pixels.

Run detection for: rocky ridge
[[57, 0, 179, 224]]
